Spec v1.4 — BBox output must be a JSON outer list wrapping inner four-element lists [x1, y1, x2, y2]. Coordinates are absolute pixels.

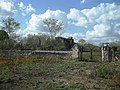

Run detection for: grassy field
[[0, 55, 120, 90], [82, 52, 101, 61]]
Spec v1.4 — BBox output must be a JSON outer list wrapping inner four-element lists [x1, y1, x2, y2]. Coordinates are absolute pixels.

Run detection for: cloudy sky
[[0, 0, 120, 44]]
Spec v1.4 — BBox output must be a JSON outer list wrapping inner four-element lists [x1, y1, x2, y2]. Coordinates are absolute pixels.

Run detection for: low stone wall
[[0, 44, 82, 59], [0, 50, 32, 56], [0, 50, 73, 59]]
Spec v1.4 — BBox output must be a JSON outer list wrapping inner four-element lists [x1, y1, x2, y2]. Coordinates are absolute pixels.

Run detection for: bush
[[0, 66, 12, 83], [96, 64, 116, 79]]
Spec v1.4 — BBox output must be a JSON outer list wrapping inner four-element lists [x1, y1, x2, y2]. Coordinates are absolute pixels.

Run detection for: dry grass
[[0, 56, 120, 90], [0, 55, 62, 65]]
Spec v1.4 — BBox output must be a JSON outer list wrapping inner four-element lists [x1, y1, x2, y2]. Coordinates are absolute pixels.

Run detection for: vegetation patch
[[0, 66, 13, 83], [0, 56, 120, 90]]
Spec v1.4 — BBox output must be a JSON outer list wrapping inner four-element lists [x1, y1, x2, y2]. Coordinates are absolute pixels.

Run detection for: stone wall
[[0, 50, 73, 59]]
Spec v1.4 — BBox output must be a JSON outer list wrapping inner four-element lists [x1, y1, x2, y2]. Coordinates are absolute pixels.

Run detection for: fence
[[0, 44, 119, 61], [0, 49, 101, 61]]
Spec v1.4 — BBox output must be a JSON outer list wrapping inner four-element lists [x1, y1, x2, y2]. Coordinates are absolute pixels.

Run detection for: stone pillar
[[72, 44, 80, 59], [101, 43, 111, 62]]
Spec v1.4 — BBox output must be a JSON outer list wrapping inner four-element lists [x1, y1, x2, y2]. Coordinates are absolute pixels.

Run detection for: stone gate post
[[101, 43, 112, 62], [72, 44, 80, 59]]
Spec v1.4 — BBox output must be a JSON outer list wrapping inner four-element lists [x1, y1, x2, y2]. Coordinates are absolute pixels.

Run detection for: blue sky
[[0, 0, 120, 45]]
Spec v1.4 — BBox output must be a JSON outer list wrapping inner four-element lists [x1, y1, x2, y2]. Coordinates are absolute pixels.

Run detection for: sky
[[0, 0, 120, 45]]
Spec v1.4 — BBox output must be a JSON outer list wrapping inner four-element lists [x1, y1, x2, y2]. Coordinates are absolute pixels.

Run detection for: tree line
[[0, 17, 120, 51], [0, 17, 68, 50]]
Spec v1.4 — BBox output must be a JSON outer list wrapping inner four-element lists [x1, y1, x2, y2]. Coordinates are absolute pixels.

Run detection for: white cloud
[[67, 8, 88, 27], [82, 3, 120, 24], [0, 0, 16, 18], [62, 32, 85, 42], [18, 3, 120, 44], [80, 0, 86, 4], [0, 0, 119, 44], [67, 3, 120, 44], [22, 9, 67, 36], [86, 3, 120, 43], [18, 2, 35, 16], [86, 24, 111, 38]]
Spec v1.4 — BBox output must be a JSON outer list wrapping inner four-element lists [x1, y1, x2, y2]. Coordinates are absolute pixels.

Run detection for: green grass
[[82, 52, 101, 61], [0, 56, 120, 90], [34, 81, 85, 90], [0, 65, 13, 83]]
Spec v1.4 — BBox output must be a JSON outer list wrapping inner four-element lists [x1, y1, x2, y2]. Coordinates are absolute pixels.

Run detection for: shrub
[[0, 66, 12, 83], [96, 64, 116, 79]]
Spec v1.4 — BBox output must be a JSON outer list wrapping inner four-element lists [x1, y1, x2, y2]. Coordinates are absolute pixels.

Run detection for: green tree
[[78, 39, 86, 46], [0, 30, 9, 49], [0, 17, 20, 39], [43, 18, 64, 39], [0, 39, 15, 50], [0, 17, 20, 50], [0, 30, 9, 41], [109, 41, 120, 51], [23, 34, 41, 50], [38, 34, 50, 46], [54, 40, 67, 50]]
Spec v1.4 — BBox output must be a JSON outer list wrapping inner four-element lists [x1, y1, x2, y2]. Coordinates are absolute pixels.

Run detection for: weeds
[[96, 62, 119, 79], [0, 66, 12, 83], [34, 81, 86, 90], [0, 56, 120, 90], [97, 64, 114, 79]]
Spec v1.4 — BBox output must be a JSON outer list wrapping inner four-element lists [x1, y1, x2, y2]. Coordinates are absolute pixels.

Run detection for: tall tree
[[23, 34, 41, 50], [43, 18, 64, 39], [109, 41, 120, 53], [0, 39, 15, 50], [0, 30, 9, 41], [78, 39, 86, 46], [0, 17, 20, 39]]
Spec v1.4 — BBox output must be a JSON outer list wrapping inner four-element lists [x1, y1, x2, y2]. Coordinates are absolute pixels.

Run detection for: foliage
[[85, 43, 96, 50], [0, 56, 120, 90], [55, 41, 67, 50], [0, 39, 15, 50], [23, 34, 41, 50], [41, 38, 68, 50], [0, 30, 9, 41], [0, 17, 20, 39], [78, 39, 86, 46], [38, 34, 50, 46], [109, 41, 120, 52], [0, 17, 21, 50], [96, 63, 118, 79], [22, 34, 68, 50], [109, 41, 120, 47], [0, 66, 12, 83], [35, 81, 86, 90], [97, 64, 112, 79], [43, 18, 64, 39]]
